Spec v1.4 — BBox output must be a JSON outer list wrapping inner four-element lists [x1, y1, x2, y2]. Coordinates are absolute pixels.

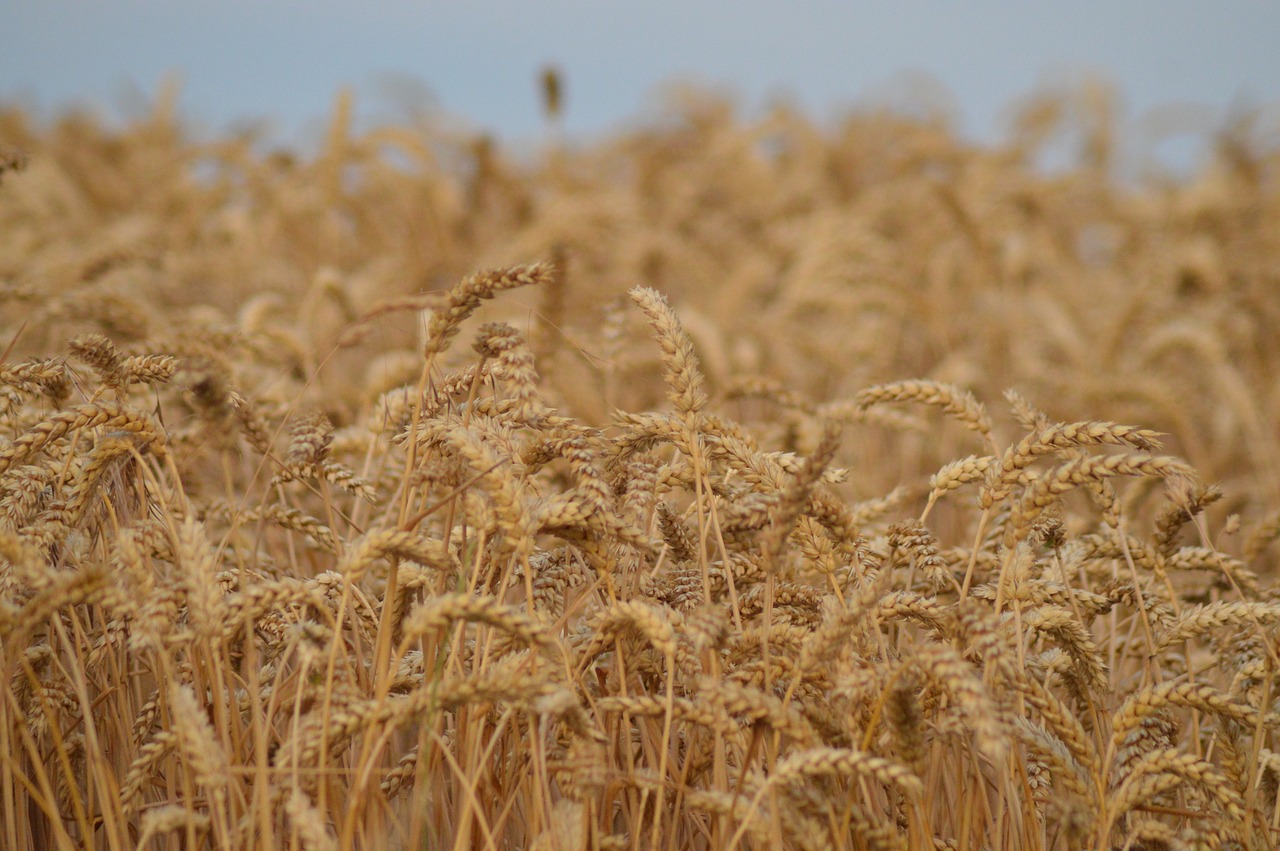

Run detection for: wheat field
[[2, 86, 1280, 850]]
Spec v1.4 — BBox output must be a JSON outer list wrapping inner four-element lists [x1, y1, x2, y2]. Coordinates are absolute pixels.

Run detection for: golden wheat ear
[[628, 286, 707, 417]]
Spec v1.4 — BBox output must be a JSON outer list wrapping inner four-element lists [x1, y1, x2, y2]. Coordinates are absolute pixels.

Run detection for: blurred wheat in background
[[1, 84, 1279, 849]]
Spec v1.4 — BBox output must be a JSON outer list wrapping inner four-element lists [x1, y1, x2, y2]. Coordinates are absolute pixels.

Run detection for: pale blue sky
[[4, 1, 1278, 163]]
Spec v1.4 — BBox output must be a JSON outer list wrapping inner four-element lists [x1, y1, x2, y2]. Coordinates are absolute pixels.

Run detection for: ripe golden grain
[[2, 89, 1279, 850]]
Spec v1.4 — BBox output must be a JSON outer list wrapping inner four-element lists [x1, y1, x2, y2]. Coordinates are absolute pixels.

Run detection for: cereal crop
[[1, 86, 1279, 849]]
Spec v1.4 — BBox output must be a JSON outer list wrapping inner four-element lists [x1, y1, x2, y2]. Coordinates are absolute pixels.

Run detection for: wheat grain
[[767, 746, 924, 798], [423, 263, 554, 358], [1107, 748, 1245, 825], [285, 788, 339, 851], [981, 422, 1164, 508], [857, 380, 993, 448], [628, 286, 707, 418], [0, 401, 166, 475], [3, 93, 1280, 851], [402, 592, 553, 652], [136, 805, 211, 846]]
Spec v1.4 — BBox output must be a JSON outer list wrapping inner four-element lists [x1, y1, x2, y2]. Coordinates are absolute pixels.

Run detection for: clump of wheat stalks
[[2, 90, 1280, 850]]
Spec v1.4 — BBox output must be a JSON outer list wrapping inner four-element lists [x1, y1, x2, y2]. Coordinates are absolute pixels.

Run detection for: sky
[[3, 2, 1278, 168]]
